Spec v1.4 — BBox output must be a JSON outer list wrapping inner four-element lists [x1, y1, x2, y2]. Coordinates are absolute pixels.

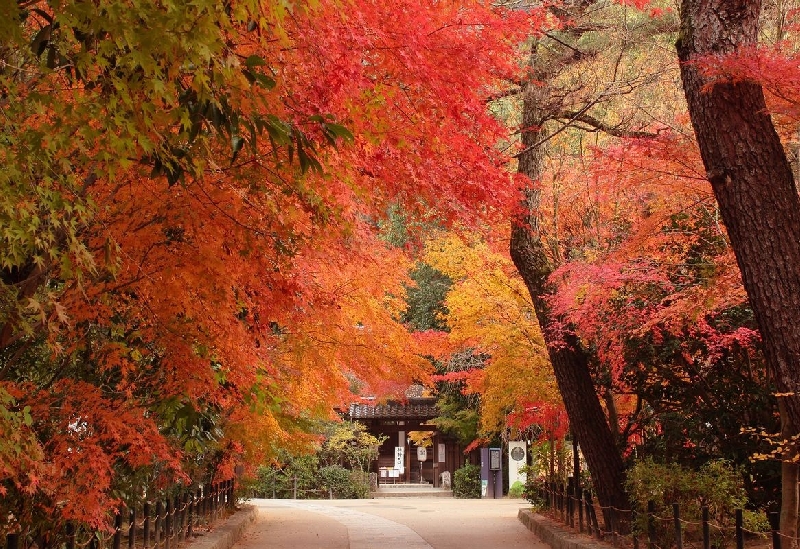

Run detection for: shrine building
[[345, 386, 468, 487]]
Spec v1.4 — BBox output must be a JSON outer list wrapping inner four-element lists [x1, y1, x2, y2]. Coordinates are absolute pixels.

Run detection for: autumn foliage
[[0, 0, 544, 533], [5, 0, 800, 535]]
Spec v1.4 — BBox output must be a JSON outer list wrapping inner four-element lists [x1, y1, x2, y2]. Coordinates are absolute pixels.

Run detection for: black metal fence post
[[647, 500, 656, 549], [702, 506, 710, 549], [7, 534, 19, 549]]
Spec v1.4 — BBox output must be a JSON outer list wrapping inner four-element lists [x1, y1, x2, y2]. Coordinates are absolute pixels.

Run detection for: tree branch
[[555, 110, 658, 138]]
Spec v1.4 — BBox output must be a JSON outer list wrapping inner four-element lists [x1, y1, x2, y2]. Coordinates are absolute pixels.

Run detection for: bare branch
[[555, 110, 658, 138]]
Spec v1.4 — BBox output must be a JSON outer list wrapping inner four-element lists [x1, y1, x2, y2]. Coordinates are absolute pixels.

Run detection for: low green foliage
[[318, 465, 370, 499], [508, 480, 525, 498], [453, 463, 482, 498], [626, 458, 768, 548]]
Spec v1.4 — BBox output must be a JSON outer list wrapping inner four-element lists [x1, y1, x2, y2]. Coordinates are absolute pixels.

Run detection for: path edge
[[189, 505, 258, 549], [518, 509, 610, 549]]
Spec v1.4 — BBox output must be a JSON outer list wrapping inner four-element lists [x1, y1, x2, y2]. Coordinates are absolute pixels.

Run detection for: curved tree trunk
[[511, 43, 629, 523], [678, 0, 800, 536]]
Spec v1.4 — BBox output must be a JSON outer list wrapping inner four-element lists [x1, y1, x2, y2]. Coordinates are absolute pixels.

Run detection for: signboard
[[417, 446, 427, 462], [395, 446, 405, 470], [508, 441, 527, 486], [489, 447, 501, 471], [438, 443, 446, 462]]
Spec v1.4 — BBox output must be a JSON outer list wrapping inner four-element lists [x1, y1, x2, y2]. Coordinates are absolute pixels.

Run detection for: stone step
[[379, 483, 439, 489], [372, 490, 454, 498], [372, 484, 454, 498]]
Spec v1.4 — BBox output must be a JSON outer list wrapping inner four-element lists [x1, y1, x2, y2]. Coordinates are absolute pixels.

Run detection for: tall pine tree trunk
[[511, 45, 629, 524], [678, 0, 800, 536]]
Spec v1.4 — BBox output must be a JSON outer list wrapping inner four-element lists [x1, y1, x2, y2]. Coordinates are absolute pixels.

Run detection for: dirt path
[[236, 498, 550, 549]]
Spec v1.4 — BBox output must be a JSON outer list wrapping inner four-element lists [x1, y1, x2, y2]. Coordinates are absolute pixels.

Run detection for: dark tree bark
[[677, 1, 800, 535], [677, 0, 800, 442], [511, 40, 629, 522]]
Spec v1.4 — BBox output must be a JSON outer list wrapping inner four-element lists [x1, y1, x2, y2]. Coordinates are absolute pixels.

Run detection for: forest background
[[3, 0, 800, 541]]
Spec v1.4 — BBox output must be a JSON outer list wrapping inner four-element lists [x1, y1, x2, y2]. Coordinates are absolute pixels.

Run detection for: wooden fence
[[531, 480, 796, 549], [3, 480, 236, 549]]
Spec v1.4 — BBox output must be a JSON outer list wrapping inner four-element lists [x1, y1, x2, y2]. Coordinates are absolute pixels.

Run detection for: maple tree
[[507, 0, 678, 518], [423, 232, 560, 441], [544, 130, 782, 506], [0, 0, 544, 534], [502, 0, 800, 531]]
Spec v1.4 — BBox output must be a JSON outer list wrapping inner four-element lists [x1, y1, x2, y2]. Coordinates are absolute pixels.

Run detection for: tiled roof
[[348, 402, 438, 420]]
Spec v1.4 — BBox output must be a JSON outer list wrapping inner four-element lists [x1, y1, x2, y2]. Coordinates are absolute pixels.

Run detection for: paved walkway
[[236, 498, 551, 549]]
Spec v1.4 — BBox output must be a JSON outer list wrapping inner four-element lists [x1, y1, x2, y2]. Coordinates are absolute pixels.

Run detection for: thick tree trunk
[[678, 2, 800, 537], [677, 0, 800, 457], [511, 49, 629, 523]]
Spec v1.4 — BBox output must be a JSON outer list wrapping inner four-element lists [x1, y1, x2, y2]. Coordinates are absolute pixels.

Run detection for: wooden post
[[673, 504, 682, 549], [609, 506, 616, 547], [128, 509, 136, 549], [143, 502, 151, 549], [702, 506, 710, 549], [770, 512, 781, 549], [113, 512, 122, 549], [584, 491, 593, 536], [586, 491, 600, 538], [178, 494, 186, 542], [578, 487, 584, 533], [165, 498, 171, 549], [189, 490, 199, 538], [568, 477, 574, 527], [647, 501, 656, 549], [736, 510, 744, 549], [66, 522, 76, 549], [154, 501, 162, 549], [572, 434, 580, 528]]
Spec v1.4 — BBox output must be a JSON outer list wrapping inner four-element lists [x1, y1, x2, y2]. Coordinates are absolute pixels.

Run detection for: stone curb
[[518, 510, 611, 549], [188, 505, 258, 549]]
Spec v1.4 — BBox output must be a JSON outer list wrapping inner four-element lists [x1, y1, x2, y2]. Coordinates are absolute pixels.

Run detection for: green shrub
[[249, 454, 321, 498], [508, 480, 525, 498], [453, 463, 481, 498], [626, 458, 767, 548], [317, 465, 370, 499]]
